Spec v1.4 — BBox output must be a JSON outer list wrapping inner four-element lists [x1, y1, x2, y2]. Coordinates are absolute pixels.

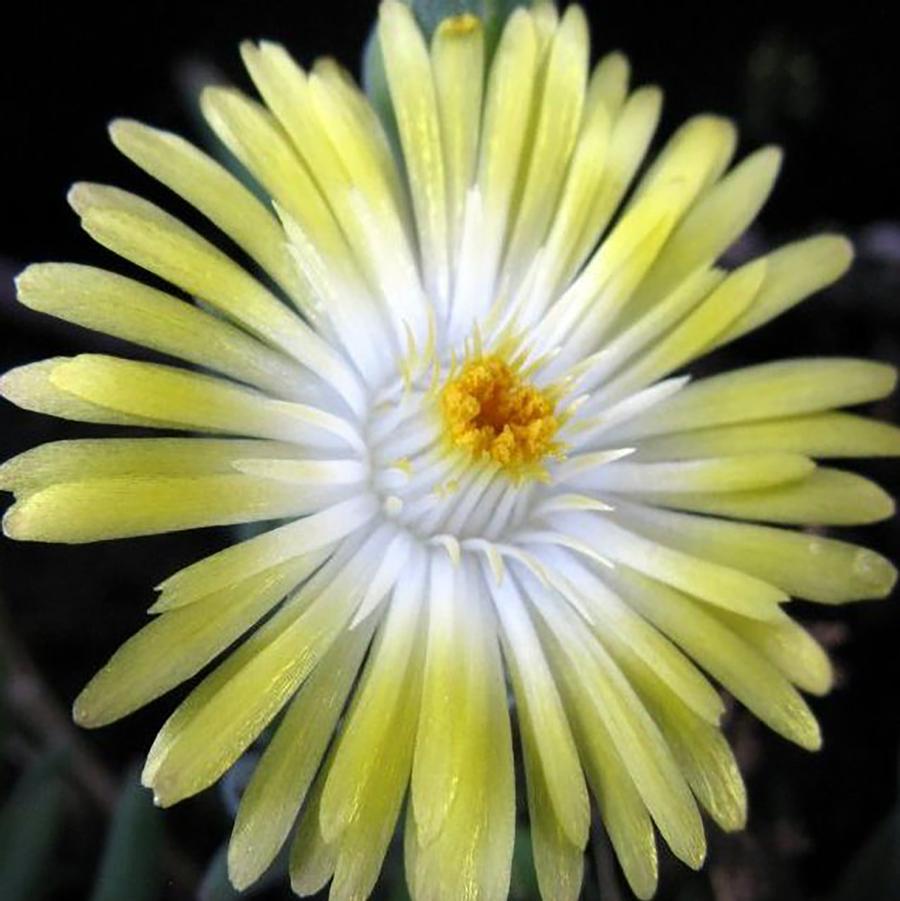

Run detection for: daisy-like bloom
[[2, 2, 898, 898]]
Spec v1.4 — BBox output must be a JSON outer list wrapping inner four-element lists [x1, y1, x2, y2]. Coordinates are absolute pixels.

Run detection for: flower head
[[2, 2, 898, 899]]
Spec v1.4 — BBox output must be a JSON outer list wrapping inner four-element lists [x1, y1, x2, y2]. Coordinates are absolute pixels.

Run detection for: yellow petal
[[379, 0, 450, 304], [642, 467, 895, 526], [713, 609, 833, 696], [48, 355, 362, 450], [502, 5, 589, 282], [531, 585, 706, 870], [612, 499, 896, 605], [431, 14, 485, 257], [632, 146, 782, 311], [3, 473, 331, 543], [74, 558, 307, 728], [715, 234, 854, 346], [324, 560, 426, 901], [228, 622, 373, 890], [628, 411, 900, 461], [16, 263, 309, 399], [0, 359, 179, 429], [585, 51, 630, 120], [563, 453, 814, 495], [0, 438, 297, 494], [557, 511, 786, 620], [491, 570, 590, 849], [108, 119, 303, 303], [405, 597, 515, 901], [609, 358, 898, 442], [142, 535, 379, 806], [566, 86, 662, 274], [607, 566, 822, 750], [154, 497, 379, 608], [68, 182, 363, 411]]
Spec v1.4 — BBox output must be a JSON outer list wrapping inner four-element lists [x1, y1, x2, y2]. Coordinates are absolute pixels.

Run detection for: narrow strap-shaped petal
[[3, 473, 344, 543], [0, 438, 301, 493], [526, 578, 706, 871], [318, 552, 427, 901], [411, 553, 493, 842], [585, 51, 630, 121], [609, 499, 896, 605], [606, 358, 898, 442], [569, 696, 658, 900], [0, 359, 183, 429], [712, 609, 833, 696], [628, 146, 782, 314], [548, 510, 786, 620], [590, 258, 767, 405], [627, 411, 900, 461], [379, 0, 451, 306], [714, 234, 853, 347], [73, 557, 313, 727], [69, 182, 365, 413], [605, 565, 822, 750], [142, 529, 385, 806], [154, 495, 379, 608], [560, 453, 814, 495], [228, 618, 375, 890], [489, 566, 590, 848], [108, 119, 304, 303], [405, 574, 515, 901], [536, 546, 724, 724], [477, 9, 539, 293], [15, 264, 314, 401], [501, 5, 589, 286], [563, 86, 662, 277], [431, 14, 485, 263], [638, 467, 894, 526], [47, 355, 363, 450]]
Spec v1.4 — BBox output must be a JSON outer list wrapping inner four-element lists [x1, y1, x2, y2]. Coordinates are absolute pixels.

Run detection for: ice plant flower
[[2, 1, 898, 898]]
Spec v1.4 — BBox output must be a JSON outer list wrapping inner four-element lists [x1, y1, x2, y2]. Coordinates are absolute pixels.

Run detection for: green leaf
[[509, 825, 540, 900], [89, 765, 163, 901], [0, 750, 68, 901]]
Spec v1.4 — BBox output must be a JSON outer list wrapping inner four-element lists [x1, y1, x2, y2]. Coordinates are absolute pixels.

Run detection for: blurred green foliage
[[0, 750, 68, 901], [89, 766, 164, 901]]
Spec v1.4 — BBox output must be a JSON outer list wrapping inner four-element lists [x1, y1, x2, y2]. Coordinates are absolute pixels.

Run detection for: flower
[[1, 0, 897, 898]]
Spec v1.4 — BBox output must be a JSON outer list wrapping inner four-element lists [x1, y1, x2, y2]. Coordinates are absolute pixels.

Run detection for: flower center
[[440, 355, 561, 472]]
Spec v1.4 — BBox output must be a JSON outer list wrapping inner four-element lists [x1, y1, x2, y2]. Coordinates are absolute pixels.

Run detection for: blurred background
[[0, 1, 898, 898]]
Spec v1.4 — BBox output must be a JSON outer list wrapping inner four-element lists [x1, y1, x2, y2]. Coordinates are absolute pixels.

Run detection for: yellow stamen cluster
[[441, 355, 560, 471]]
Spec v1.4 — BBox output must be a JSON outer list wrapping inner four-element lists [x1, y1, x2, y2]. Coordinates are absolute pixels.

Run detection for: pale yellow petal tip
[[107, 117, 140, 144], [13, 263, 43, 303], [801, 722, 824, 753], [826, 233, 855, 275], [226, 842, 259, 894], [2, 504, 28, 541], [436, 13, 483, 38], [71, 691, 102, 730], [852, 548, 898, 599], [66, 181, 97, 216]]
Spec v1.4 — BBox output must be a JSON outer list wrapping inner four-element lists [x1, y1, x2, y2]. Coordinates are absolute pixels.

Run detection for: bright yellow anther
[[440, 355, 561, 473]]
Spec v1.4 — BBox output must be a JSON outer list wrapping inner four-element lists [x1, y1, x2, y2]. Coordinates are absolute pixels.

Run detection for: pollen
[[440, 355, 561, 471]]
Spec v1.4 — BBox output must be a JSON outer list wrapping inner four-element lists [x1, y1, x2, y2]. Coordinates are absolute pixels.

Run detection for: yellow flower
[[1, 2, 898, 899]]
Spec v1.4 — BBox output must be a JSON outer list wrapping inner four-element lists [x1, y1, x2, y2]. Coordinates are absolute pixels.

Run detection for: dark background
[[1, 2, 898, 899]]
